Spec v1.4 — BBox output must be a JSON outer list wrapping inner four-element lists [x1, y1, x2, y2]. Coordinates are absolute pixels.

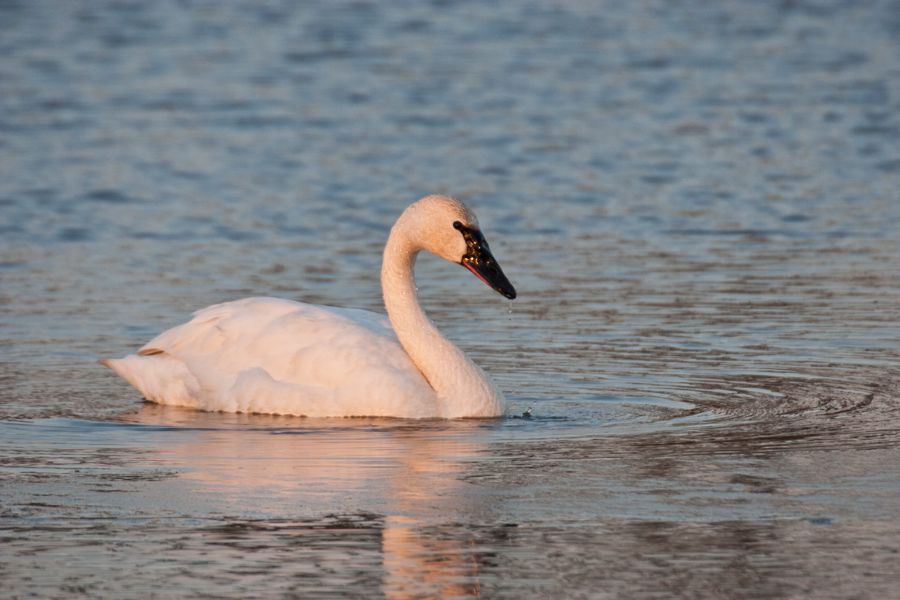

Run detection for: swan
[[101, 195, 517, 418]]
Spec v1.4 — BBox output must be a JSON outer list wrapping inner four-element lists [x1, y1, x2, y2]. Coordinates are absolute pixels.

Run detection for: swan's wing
[[143, 297, 407, 380], [139, 297, 314, 356]]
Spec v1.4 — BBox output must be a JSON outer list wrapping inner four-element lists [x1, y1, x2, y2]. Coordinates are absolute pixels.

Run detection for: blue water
[[3, 1, 900, 597]]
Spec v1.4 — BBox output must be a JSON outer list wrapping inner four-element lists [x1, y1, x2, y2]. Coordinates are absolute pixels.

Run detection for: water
[[2, 0, 900, 597]]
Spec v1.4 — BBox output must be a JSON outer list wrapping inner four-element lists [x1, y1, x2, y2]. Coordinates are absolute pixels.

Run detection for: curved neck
[[380, 224, 502, 418]]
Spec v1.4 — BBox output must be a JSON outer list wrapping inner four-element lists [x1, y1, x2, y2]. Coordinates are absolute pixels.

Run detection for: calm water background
[[2, 0, 900, 597]]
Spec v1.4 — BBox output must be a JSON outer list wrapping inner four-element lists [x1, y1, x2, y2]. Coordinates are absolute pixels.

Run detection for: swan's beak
[[454, 222, 517, 300], [463, 256, 517, 299]]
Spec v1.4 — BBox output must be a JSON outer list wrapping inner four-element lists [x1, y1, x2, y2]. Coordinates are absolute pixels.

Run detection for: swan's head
[[402, 195, 517, 300]]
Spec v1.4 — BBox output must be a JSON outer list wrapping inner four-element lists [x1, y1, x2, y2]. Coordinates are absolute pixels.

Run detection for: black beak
[[454, 221, 517, 300]]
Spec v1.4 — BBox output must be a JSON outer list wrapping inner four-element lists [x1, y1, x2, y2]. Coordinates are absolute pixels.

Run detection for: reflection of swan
[[130, 405, 488, 513], [102, 195, 516, 418], [129, 405, 490, 598]]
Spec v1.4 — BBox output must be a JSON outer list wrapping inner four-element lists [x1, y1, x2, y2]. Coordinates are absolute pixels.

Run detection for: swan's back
[[102, 298, 437, 417]]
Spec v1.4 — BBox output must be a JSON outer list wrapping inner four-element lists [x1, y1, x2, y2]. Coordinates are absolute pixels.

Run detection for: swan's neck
[[381, 228, 503, 418]]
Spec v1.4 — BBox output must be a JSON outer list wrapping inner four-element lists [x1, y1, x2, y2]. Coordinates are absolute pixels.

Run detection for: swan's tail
[[99, 354, 203, 408], [101, 355, 342, 416]]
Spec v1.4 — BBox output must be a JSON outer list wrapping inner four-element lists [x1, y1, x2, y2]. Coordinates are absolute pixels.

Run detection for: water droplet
[[507, 301, 513, 319]]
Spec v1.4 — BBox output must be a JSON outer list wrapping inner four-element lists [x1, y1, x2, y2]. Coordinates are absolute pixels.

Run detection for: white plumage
[[102, 195, 516, 418]]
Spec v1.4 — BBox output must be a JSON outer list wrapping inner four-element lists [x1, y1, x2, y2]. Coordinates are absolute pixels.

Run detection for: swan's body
[[102, 195, 516, 418], [106, 298, 441, 418]]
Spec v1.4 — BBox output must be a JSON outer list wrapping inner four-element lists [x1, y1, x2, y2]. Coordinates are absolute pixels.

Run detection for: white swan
[[101, 195, 517, 418]]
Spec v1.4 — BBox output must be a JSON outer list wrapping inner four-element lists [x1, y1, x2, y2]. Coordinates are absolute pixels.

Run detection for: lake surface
[[2, 0, 900, 597]]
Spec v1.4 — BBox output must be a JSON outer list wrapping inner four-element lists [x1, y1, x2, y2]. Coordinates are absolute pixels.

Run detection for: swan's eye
[[454, 221, 493, 266]]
